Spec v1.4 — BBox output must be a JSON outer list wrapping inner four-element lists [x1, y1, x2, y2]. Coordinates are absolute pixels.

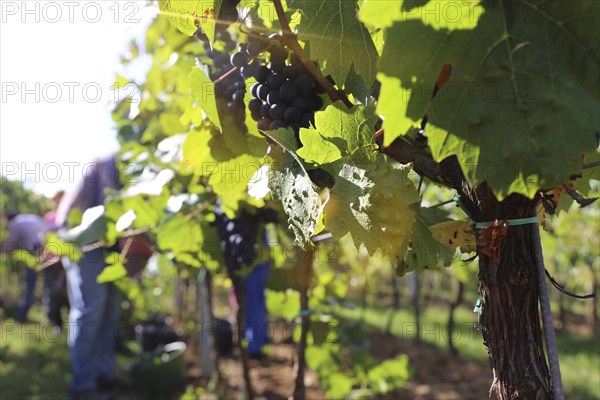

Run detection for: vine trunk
[[473, 194, 552, 399]]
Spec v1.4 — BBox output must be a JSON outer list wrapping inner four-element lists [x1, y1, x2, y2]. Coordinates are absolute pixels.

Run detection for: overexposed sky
[[0, 1, 157, 197]]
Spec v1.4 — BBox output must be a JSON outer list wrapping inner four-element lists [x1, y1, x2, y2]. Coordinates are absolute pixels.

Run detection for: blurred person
[[214, 203, 278, 358], [55, 154, 123, 400], [1, 212, 48, 322], [44, 190, 65, 231], [42, 190, 69, 329], [243, 260, 271, 358]]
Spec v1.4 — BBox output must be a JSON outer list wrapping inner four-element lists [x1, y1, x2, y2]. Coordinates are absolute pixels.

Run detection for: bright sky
[[0, 1, 157, 197]]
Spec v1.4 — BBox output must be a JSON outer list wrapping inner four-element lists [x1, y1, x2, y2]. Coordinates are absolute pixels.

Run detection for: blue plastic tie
[[298, 309, 315, 317], [473, 296, 482, 314], [474, 216, 539, 230]]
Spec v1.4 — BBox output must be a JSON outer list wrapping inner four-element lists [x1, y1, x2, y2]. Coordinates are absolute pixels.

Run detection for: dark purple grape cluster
[[200, 32, 334, 189], [228, 34, 325, 138], [212, 203, 278, 275], [204, 31, 247, 132]]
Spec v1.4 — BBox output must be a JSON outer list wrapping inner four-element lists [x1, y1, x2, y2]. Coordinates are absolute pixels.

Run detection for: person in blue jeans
[[62, 250, 121, 397], [55, 154, 122, 400], [244, 261, 271, 357], [214, 204, 277, 358]]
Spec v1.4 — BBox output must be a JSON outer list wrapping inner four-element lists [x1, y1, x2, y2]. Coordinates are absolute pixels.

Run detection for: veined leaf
[[183, 127, 219, 168], [359, 0, 483, 30], [295, 102, 418, 257], [208, 154, 265, 216], [157, 214, 203, 255], [291, 0, 379, 97], [183, 127, 267, 212], [376, 0, 600, 198], [430, 218, 477, 254], [401, 206, 455, 275], [297, 102, 379, 166], [264, 127, 301, 154], [326, 373, 354, 399], [190, 67, 221, 130], [122, 195, 162, 228], [158, 0, 221, 42], [268, 143, 324, 248], [324, 158, 419, 259]]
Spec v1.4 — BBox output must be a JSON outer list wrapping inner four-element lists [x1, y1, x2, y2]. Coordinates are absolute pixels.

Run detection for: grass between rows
[[332, 302, 600, 399], [1, 303, 598, 399]]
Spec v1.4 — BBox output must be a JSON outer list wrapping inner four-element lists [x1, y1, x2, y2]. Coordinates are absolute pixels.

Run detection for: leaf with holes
[[268, 144, 324, 248], [324, 158, 419, 260]]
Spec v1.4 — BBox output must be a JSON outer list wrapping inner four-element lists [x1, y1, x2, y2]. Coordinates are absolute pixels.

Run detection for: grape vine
[[95, 1, 600, 399]]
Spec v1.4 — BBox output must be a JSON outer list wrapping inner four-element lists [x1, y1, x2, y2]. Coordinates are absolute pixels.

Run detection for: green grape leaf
[[180, 104, 205, 128], [400, 206, 455, 275], [208, 153, 265, 216], [190, 67, 221, 129], [297, 102, 379, 167], [122, 195, 162, 229], [576, 147, 600, 196], [113, 74, 130, 90], [366, 355, 411, 395], [183, 127, 267, 213], [264, 127, 300, 153], [326, 373, 354, 399], [429, 218, 477, 253], [59, 206, 108, 247], [266, 289, 301, 321], [376, 1, 600, 199], [183, 127, 220, 168], [97, 262, 127, 284], [359, 0, 483, 30], [268, 145, 324, 248], [245, 0, 295, 29], [184, 128, 238, 177], [306, 344, 338, 373], [297, 131, 343, 165], [174, 252, 203, 268], [324, 157, 419, 259], [45, 233, 83, 263], [158, 0, 221, 42], [159, 112, 187, 136], [291, 0, 378, 96], [199, 222, 222, 270], [12, 250, 40, 270], [157, 214, 203, 255]]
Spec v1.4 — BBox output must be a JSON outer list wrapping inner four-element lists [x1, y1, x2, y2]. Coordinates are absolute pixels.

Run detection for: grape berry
[[205, 31, 248, 132], [213, 204, 279, 274], [201, 31, 332, 189], [227, 34, 325, 138]]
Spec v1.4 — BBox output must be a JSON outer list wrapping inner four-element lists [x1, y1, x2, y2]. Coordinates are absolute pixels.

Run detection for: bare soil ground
[[183, 330, 492, 400]]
